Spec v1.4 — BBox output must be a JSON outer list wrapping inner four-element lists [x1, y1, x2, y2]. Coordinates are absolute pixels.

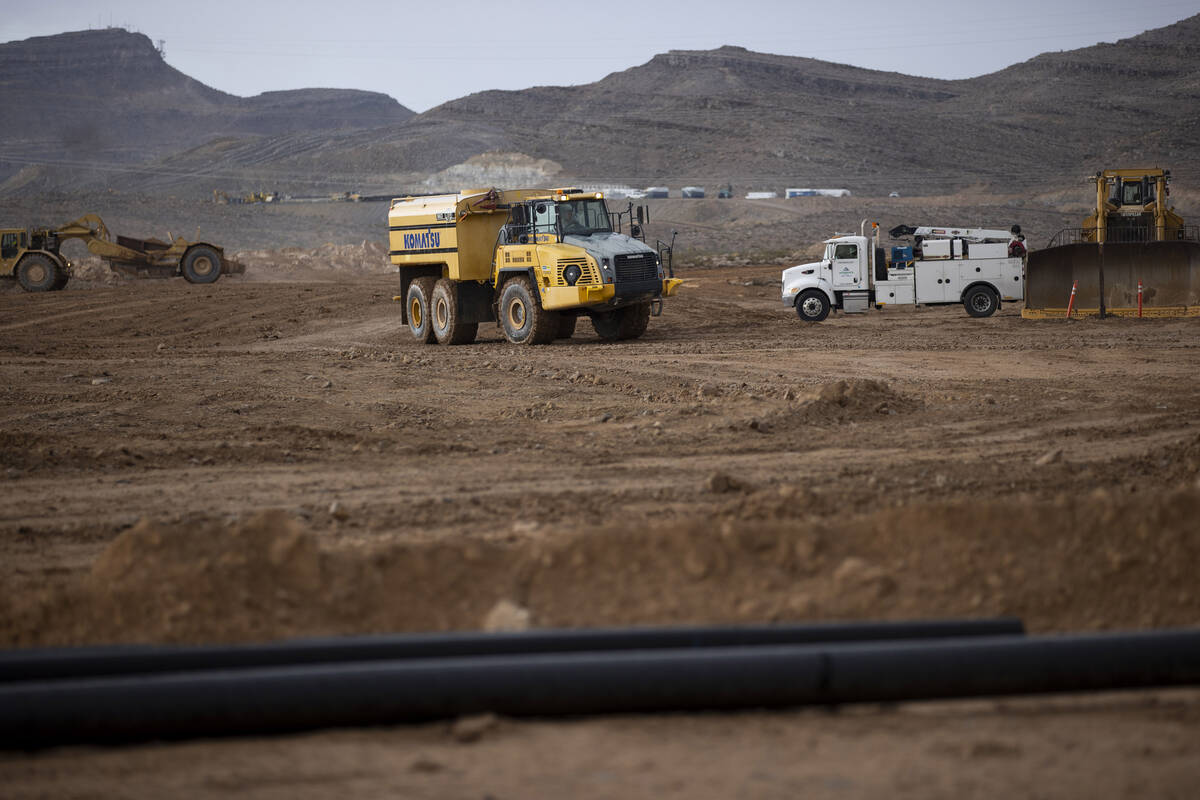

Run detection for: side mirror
[[636, 206, 644, 225]]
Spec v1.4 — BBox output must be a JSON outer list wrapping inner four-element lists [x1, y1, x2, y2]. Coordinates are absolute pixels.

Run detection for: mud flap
[[650, 298, 663, 317], [1026, 241, 1200, 313]]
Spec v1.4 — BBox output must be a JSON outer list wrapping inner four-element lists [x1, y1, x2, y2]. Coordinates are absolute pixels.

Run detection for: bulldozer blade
[[1025, 241, 1200, 316]]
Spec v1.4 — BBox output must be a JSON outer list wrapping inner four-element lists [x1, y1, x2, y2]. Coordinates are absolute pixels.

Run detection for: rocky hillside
[[2, 16, 1199, 198], [0, 28, 414, 190]]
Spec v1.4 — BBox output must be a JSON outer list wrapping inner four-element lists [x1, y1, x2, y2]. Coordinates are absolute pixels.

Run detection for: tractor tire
[[15, 253, 59, 292], [406, 276, 437, 344], [51, 264, 70, 291], [590, 308, 623, 341], [430, 278, 478, 345], [181, 246, 222, 284], [617, 302, 651, 340], [963, 285, 999, 318], [499, 276, 555, 345], [555, 313, 578, 340], [795, 290, 830, 322]]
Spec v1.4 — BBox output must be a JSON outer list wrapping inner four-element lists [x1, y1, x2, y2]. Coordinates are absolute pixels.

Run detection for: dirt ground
[[2, 264, 1200, 797]]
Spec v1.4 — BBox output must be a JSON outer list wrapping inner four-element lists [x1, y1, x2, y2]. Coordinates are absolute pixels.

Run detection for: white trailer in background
[[786, 188, 852, 198], [781, 223, 1027, 321]]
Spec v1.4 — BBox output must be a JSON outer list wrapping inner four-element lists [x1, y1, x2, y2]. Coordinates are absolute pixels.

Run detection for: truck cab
[[782, 224, 1025, 321], [498, 192, 667, 311]]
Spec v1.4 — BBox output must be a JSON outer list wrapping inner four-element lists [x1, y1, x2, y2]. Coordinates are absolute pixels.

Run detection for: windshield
[[557, 199, 612, 236]]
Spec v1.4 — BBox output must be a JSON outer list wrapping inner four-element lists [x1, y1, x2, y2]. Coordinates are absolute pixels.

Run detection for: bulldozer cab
[[1108, 176, 1155, 207]]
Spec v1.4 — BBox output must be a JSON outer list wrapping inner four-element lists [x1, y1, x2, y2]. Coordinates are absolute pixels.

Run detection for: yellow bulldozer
[[1, 214, 244, 292], [1024, 168, 1200, 317]]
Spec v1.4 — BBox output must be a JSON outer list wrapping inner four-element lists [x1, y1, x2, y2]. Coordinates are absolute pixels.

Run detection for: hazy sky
[[4, 0, 1200, 111]]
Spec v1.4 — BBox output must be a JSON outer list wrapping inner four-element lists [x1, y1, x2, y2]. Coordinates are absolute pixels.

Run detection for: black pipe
[[3, 628, 1199, 749], [0, 618, 1024, 684]]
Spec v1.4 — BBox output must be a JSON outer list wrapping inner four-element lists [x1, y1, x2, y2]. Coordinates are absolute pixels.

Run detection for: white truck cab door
[[831, 242, 864, 289]]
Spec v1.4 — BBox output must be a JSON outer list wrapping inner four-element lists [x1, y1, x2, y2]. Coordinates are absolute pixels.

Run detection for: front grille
[[555, 258, 600, 286], [614, 252, 661, 297], [614, 252, 658, 282]]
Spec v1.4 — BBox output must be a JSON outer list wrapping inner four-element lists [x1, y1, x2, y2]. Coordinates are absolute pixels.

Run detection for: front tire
[[555, 313, 578, 340], [15, 254, 60, 292], [182, 246, 222, 284], [406, 276, 437, 343], [499, 276, 555, 345], [618, 302, 651, 340], [795, 290, 830, 322], [963, 286, 998, 318], [430, 278, 477, 345], [590, 308, 623, 341]]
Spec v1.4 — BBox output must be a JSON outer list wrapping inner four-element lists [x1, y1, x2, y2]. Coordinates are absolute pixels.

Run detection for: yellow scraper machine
[[388, 187, 682, 344], [1024, 168, 1200, 318]]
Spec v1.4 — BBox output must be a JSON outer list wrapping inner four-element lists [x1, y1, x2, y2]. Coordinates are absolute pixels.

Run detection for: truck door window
[[533, 202, 556, 237], [834, 244, 858, 260], [1, 233, 17, 259]]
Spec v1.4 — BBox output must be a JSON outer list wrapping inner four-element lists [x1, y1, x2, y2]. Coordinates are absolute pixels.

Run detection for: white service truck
[[782, 223, 1027, 321]]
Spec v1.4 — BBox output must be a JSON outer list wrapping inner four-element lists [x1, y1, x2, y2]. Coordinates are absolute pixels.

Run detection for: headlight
[[564, 263, 582, 286]]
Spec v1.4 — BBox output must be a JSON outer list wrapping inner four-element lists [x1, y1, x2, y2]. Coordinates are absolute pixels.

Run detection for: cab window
[[834, 244, 858, 260], [532, 202, 557, 237], [1, 233, 19, 259]]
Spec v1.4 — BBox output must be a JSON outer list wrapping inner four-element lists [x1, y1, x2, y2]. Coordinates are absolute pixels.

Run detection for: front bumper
[[540, 277, 681, 310], [540, 283, 616, 310]]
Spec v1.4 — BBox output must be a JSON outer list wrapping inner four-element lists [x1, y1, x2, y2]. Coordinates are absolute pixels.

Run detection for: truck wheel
[[555, 314, 578, 340], [795, 290, 830, 322], [499, 276, 555, 344], [406, 276, 437, 343], [431, 279, 478, 345], [963, 286, 998, 318], [51, 265, 70, 291], [15, 254, 59, 292], [618, 302, 652, 340], [182, 246, 222, 284], [590, 308, 624, 341]]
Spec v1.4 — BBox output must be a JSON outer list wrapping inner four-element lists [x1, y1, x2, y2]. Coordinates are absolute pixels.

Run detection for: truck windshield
[[557, 199, 612, 236]]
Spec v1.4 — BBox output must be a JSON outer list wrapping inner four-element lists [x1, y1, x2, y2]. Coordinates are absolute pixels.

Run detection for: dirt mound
[[6, 487, 1199, 647], [755, 379, 918, 430]]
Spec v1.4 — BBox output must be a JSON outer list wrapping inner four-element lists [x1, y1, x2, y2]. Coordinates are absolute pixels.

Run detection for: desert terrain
[[4, 12, 1200, 798], [1, 257, 1199, 797]]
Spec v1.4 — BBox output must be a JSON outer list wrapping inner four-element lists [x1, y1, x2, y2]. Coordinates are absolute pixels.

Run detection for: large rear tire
[[15, 254, 59, 292], [430, 278, 478, 345], [181, 246, 222, 284], [406, 276, 437, 344], [499, 276, 555, 345]]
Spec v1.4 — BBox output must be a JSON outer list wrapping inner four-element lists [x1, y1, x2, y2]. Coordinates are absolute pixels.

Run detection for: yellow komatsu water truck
[[389, 187, 682, 345], [1024, 168, 1200, 317]]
